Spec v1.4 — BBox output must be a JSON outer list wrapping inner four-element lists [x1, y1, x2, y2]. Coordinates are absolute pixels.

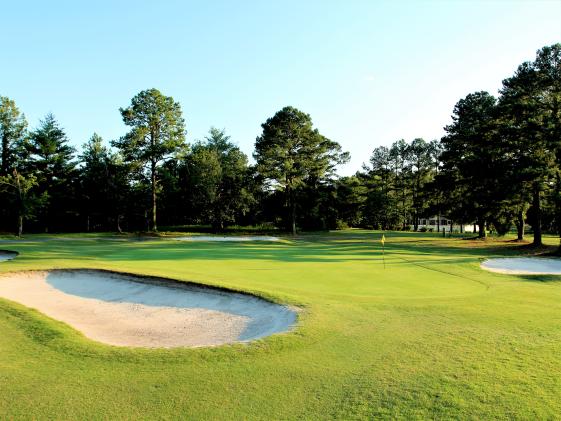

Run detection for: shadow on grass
[[511, 274, 561, 283], [2, 235, 493, 267], [3, 231, 555, 271]]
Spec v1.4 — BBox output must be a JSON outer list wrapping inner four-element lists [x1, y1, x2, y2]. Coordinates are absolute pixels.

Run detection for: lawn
[[1, 230, 560, 420]]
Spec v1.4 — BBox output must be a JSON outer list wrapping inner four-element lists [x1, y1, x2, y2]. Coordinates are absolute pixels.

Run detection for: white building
[[411, 216, 476, 233]]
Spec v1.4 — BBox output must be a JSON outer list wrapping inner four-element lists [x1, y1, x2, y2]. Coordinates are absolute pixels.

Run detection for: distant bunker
[[481, 257, 561, 275], [0, 250, 18, 262], [0, 270, 296, 348]]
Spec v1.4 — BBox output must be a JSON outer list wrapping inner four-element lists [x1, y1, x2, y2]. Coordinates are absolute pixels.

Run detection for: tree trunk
[[532, 182, 542, 246], [478, 218, 486, 238], [151, 160, 157, 232], [556, 172, 561, 253], [286, 182, 296, 236], [291, 200, 296, 236], [437, 212, 440, 233], [1, 134, 8, 176], [14, 170, 24, 237], [515, 210, 525, 241], [44, 207, 49, 233], [116, 215, 122, 234]]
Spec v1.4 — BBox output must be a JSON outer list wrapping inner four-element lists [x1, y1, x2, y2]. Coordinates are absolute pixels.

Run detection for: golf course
[[1, 230, 560, 420]]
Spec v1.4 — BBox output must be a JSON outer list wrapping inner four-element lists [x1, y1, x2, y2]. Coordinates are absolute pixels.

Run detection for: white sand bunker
[[481, 257, 561, 275], [0, 250, 18, 262], [0, 270, 296, 348], [174, 235, 280, 242]]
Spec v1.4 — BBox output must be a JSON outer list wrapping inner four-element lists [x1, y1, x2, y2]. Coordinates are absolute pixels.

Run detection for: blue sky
[[2, 0, 560, 174]]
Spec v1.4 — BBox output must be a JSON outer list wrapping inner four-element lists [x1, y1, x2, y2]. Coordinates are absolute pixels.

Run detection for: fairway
[[1, 230, 560, 420]]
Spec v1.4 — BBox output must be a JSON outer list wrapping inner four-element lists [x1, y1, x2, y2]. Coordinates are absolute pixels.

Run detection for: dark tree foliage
[[254, 106, 349, 235], [188, 128, 253, 230], [335, 176, 367, 228], [0, 169, 42, 236], [407, 138, 434, 231], [0, 96, 28, 231], [78, 134, 130, 232], [438, 92, 500, 238], [113, 88, 186, 231], [0, 96, 27, 175], [23, 114, 76, 232], [362, 146, 396, 229], [498, 45, 560, 245], [358, 139, 437, 230]]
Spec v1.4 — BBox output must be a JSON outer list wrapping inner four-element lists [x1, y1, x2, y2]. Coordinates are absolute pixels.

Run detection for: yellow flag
[[381, 234, 385, 245]]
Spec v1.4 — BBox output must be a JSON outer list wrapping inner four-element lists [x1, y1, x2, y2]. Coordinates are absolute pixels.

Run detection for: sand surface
[[0, 270, 296, 348], [481, 257, 561, 275], [0, 251, 17, 262], [173, 236, 280, 242]]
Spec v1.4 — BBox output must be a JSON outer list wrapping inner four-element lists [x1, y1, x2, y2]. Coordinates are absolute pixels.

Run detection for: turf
[[1, 230, 560, 420]]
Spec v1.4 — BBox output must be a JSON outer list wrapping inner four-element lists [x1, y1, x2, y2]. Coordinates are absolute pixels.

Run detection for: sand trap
[[0, 250, 18, 262], [173, 235, 280, 242], [481, 257, 561, 275], [0, 270, 296, 348]]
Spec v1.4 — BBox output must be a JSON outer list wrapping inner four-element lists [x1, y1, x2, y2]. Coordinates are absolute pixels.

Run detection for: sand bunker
[[174, 236, 280, 242], [0, 270, 296, 348], [481, 257, 561, 275], [0, 250, 18, 262]]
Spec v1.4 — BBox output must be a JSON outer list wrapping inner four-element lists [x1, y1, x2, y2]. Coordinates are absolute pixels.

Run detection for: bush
[[335, 220, 350, 230]]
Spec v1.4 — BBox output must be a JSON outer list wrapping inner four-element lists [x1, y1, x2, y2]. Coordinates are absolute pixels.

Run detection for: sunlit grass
[[1, 230, 560, 419]]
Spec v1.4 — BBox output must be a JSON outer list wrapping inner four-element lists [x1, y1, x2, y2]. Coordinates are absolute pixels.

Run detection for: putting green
[[0, 230, 560, 420]]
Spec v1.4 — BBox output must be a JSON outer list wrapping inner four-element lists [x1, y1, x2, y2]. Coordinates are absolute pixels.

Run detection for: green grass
[[1, 230, 560, 420]]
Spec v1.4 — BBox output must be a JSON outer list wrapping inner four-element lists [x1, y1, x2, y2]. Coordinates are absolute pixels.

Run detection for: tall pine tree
[[254, 106, 349, 235], [25, 114, 75, 231], [113, 89, 186, 231]]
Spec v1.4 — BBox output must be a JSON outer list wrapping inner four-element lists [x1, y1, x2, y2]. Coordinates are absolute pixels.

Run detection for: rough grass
[[0, 230, 560, 420]]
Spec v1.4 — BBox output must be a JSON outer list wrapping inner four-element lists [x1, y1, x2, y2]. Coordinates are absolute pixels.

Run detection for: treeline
[[0, 97, 349, 235], [353, 43, 560, 247], [0, 44, 559, 246]]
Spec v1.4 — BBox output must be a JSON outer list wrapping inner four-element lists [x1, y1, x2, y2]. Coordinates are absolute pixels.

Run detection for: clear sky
[[2, 0, 560, 174]]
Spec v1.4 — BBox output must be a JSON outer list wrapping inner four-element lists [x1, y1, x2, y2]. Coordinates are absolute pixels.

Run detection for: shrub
[[336, 220, 350, 230]]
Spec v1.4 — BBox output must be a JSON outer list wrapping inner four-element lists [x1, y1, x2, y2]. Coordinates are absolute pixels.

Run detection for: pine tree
[[440, 92, 499, 238], [113, 88, 186, 231], [254, 106, 349, 235], [0, 96, 27, 175], [25, 114, 75, 231]]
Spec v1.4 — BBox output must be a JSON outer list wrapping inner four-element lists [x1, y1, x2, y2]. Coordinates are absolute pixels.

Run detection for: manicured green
[[1, 230, 560, 420]]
